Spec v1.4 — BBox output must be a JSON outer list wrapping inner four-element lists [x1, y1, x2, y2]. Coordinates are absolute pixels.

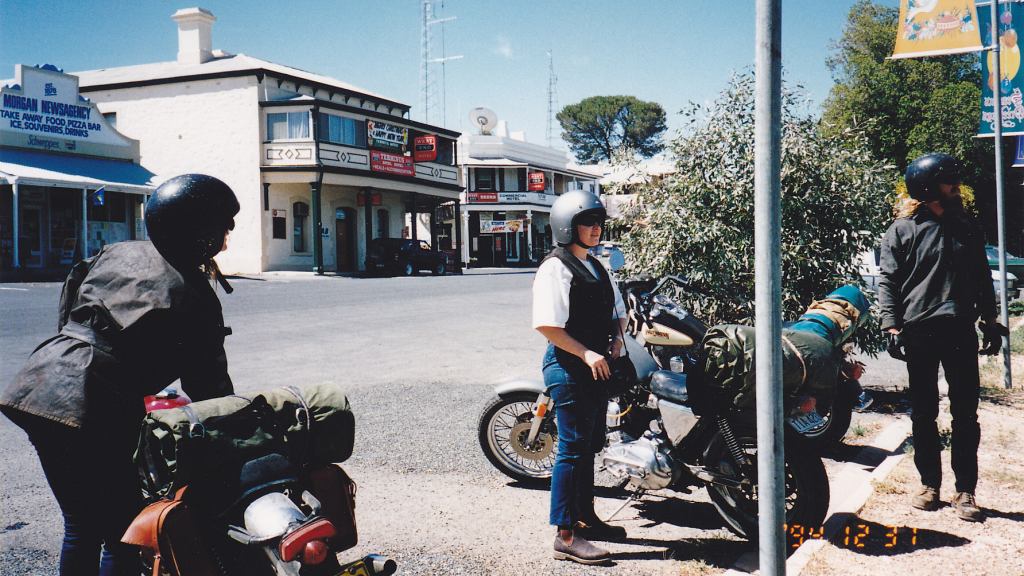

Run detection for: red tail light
[[279, 519, 337, 563]]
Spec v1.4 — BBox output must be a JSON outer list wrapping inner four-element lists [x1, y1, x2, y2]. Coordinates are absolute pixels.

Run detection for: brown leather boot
[[952, 492, 984, 522], [911, 485, 940, 511], [553, 534, 611, 565]]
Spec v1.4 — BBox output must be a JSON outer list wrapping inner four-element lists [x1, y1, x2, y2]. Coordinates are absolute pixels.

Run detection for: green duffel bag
[[701, 325, 840, 411], [136, 383, 355, 501]]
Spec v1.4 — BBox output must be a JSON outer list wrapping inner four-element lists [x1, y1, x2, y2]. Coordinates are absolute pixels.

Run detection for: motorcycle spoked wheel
[[798, 378, 861, 452], [703, 431, 829, 540], [477, 392, 557, 485]]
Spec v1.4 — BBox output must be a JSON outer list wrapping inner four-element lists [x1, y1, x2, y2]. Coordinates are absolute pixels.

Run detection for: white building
[[1, 64, 156, 281], [73, 7, 461, 275], [457, 116, 600, 267]]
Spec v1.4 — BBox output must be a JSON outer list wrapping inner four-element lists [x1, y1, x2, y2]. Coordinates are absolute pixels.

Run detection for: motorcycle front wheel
[[477, 392, 557, 485], [703, 431, 829, 540]]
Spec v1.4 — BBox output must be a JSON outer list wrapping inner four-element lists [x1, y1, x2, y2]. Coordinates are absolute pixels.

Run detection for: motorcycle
[[142, 388, 397, 576], [477, 275, 859, 538]]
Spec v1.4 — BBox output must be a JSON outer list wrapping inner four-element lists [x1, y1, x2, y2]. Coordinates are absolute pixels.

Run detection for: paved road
[[0, 271, 907, 575]]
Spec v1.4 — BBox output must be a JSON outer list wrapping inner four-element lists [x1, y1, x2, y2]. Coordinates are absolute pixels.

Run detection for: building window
[[435, 136, 454, 166], [376, 209, 390, 239], [267, 111, 311, 140], [293, 201, 309, 252], [474, 168, 495, 191], [317, 113, 367, 147]]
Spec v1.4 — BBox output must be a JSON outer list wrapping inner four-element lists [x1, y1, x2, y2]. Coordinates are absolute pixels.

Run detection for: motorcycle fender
[[494, 379, 546, 397]]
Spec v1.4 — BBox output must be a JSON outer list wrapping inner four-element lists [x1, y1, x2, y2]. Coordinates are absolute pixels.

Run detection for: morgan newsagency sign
[[0, 64, 139, 160]]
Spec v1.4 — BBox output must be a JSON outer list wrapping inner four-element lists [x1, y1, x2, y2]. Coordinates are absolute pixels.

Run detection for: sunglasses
[[577, 215, 606, 228]]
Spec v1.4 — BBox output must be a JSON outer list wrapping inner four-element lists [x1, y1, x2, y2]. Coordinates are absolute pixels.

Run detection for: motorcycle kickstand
[[604, 487, 645, 523]]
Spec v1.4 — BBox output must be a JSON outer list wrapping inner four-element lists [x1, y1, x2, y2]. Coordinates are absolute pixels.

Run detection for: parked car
[[367, 238, 449, 276], [590, 242, 626, 274], [986, 245, 1024, 279]]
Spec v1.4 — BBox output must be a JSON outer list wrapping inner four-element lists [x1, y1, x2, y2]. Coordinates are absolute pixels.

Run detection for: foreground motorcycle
[[478, 276, 866, 538], [136, 387, 397, 576]]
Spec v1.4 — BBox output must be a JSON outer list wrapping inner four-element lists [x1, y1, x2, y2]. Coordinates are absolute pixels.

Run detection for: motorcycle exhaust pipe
[[363, 554, 397, 576]]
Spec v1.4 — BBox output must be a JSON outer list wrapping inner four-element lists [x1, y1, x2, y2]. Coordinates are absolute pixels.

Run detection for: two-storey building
[[457, 119, 600, 267], [73, 7, 461, 275]]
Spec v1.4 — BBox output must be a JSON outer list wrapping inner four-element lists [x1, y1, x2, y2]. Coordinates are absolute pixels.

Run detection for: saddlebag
[[121, 486, 219, 576], [305, 463, 359, 552], [701, 325, 840, 410], [136, 383, 355, 501]]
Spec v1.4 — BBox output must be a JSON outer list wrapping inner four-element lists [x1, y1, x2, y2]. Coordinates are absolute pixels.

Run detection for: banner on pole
[[892, 0, 983, 59], [1014, 136, 1024, 166], [978, 2, 1024, 136]]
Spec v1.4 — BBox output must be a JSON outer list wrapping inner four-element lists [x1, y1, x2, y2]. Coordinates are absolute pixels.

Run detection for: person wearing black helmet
[[0, 174, 239, 575], [878, 153, 1006, 522], [532, 190, 627, 564]]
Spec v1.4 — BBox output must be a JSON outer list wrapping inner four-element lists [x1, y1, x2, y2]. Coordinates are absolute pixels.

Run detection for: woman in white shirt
[[532, 191, 628, 565]]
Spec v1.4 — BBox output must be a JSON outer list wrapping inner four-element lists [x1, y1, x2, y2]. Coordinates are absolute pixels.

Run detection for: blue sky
[[0, 0, 900, 150]]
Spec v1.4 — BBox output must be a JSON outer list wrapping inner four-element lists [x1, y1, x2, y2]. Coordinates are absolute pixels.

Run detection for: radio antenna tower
[[546, 49, 558, 147], [420, 0, 462, 126]]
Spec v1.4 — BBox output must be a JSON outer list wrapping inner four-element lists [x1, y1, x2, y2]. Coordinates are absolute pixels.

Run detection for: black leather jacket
[[0, 241, 233, 432], [878, 207, 996, 331]]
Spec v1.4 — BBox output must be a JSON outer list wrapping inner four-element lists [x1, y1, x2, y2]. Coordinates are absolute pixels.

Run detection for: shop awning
[[0, 148, 157, 194]]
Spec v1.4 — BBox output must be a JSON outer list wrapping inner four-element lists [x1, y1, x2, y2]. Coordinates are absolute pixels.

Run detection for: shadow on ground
[[789, 513, 970, 556]]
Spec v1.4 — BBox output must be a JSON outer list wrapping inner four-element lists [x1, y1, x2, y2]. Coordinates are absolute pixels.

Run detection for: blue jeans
[[543, 344, 607, 528], [17, 415, 143, 576]]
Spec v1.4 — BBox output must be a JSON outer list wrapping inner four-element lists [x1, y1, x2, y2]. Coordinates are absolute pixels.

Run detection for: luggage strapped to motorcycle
[[121, 485, 219, 576]]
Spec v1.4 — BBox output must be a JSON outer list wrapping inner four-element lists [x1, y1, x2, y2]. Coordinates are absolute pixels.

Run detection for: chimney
[[172, 7, 216, 65]]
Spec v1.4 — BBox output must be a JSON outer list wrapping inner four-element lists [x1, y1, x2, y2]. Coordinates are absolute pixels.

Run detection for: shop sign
[[498, 192, 530, 203], [356, 192, 383, 206], [413, 135, 437, 162], [480, 219, 523, 234], [370, 150, 414, 176], [468, 192, 498, 203], [273, 209, 287, 218], [367, 119, 408, 152], [528, 171, 546, 191], [0, 64, 138, 159]]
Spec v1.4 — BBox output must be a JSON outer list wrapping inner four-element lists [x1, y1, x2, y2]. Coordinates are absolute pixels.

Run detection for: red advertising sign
[[413, 135, 438, 162], [527, 171, 546, 191], [468, 192, 498, 203], [370, 150, 414, 176], [356, 192, 383, 206]]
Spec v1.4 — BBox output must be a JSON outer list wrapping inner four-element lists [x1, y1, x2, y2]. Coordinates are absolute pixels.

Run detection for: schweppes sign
[[891, 0, 983, 59]]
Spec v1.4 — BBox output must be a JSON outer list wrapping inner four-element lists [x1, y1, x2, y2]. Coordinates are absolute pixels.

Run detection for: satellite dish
[[469, 107, 498, 135]]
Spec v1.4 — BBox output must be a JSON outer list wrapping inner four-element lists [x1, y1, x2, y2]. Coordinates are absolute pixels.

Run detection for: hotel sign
[[0, 64, 138, 160], [370, 150, 414, 176], [367, 119, 408, 152]]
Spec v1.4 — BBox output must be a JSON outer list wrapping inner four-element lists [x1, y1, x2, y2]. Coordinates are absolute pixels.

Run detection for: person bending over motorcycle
[[532, 190, 628, 565], [879, 153, 1006, 522], [0, 174, 239, 576]]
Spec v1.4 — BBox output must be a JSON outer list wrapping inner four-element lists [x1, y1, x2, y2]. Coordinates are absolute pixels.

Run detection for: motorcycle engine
[[600, 431, 677, 491]]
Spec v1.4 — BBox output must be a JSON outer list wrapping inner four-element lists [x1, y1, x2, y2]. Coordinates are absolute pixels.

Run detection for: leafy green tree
[[557, 95, 667, 163], [620, 73, 893, 352], [822, 0, 985, 176]]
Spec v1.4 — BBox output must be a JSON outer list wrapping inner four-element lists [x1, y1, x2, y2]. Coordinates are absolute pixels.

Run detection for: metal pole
[[311, 179, 323, 275], [11, 180, 20, 268], [755, 0, 785, 573], [82, 188, 89, 259], [990, 0, 1014, 388]]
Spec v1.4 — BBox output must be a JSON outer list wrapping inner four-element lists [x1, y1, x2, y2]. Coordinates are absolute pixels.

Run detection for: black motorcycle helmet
[[145, 174, 240, 267], [905, 153, 961, 202]]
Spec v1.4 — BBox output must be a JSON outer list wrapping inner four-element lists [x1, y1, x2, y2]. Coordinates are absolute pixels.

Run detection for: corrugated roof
[[0, 148, 156, 194], [72, 53, 404, 108]]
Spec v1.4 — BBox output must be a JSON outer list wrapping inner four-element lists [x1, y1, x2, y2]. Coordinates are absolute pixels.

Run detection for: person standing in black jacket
[[0, 174, 239, 575], [878, 153, 1007, 522]]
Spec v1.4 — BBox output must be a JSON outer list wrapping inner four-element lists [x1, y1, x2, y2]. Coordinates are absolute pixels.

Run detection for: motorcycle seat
[[650, 370, 689, 404]]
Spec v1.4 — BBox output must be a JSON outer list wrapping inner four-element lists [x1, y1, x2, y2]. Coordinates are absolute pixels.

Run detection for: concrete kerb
[[722, 415, 915, 575]]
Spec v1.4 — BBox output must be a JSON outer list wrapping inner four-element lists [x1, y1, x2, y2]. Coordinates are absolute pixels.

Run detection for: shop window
[[267, 111, 310, 140], [317, 113, 367, 147], [376, 209, 390, 239], [293, 201, 309, 252], [474, 168, 495, 191]]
